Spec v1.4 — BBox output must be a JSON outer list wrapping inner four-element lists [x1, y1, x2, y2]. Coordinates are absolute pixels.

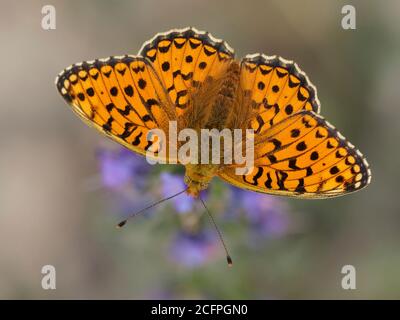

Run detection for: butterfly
[[55, 27, 371, 199]]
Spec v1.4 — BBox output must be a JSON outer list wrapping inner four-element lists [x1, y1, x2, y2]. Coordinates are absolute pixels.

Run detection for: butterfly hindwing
[[219, 111, 371, 198], [241, 54, 320, 135], [55, 56, 174, 157], [139, 27, 235, 115]]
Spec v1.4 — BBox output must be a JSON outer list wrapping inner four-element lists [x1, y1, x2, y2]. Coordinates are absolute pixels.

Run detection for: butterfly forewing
[[219, 110, 371, 198]]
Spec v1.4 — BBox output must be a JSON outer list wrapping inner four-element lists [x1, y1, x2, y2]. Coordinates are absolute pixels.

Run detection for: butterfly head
[[185, 182, 207, 197], [184, 164, 219, 197]]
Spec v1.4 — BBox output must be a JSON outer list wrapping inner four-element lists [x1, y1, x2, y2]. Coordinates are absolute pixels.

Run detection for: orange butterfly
[[55, 27, 371, 200]]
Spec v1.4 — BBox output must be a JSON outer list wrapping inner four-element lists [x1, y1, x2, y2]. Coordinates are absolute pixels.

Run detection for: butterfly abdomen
[[205, 61, 240, 130]]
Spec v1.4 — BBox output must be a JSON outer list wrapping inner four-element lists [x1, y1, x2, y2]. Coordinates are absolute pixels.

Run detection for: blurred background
[[0, 0, 399, 299]]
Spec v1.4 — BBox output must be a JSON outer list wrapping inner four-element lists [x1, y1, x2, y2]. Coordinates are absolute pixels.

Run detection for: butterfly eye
[[184, 175, 191, 185]]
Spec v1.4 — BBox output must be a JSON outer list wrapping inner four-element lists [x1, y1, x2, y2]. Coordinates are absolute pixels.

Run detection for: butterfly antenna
[[199, 196, 233, 267], [116, 187, 188, 228]]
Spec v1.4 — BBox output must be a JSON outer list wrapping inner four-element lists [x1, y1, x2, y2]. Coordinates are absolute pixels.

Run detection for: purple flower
[[145, 289, 174, 300], [228, 187, 290, 238], [168, 229, 218, 268], [96, 147, 150, 189]]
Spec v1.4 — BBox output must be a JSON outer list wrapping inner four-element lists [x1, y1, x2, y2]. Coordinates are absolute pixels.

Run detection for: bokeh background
[[0, 0, 399, 299]]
